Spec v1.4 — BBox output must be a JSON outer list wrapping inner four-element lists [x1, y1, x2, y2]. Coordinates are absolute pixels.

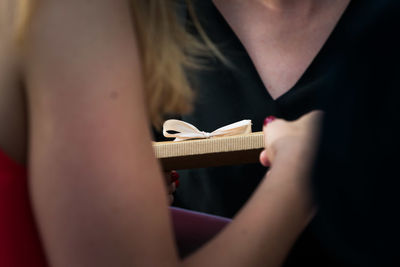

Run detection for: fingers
[[168, 180, 176, 204], [164, 171, 180, 205], [260, 116, 274, 167], [261, 115, 283, 165], [259, 111, 324, 167], [263, 116, 276, 127], [164, 171, 179, 186], [259, 149, 270, 167], [170, 171, 180, 189]]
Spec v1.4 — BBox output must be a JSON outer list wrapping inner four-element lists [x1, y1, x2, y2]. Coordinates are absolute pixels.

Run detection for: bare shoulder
[[25, 0, 137, 68], [24, 0, 143, 106], [24, 0, 147, 150]]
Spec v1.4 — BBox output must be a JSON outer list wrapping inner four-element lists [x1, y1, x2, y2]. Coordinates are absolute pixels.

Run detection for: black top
[[174, 0, 329, 217], [175, 0, 353, 214], [312, 0, 400, 266], [173, 1, 350, 266], [172, 0, 400, 266]]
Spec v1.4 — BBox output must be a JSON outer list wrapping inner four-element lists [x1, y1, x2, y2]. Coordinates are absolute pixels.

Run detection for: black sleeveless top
[[172, 0, 400, 266], [174, 0, 350, 216]]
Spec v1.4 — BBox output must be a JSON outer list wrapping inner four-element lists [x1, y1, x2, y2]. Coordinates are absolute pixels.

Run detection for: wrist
[[262, 142, 317, 222]]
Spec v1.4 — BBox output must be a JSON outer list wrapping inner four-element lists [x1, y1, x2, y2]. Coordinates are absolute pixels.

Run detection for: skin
[[0, 0, 328, 266], [260, 111, 323, 169], [213, 0, 351, 99]]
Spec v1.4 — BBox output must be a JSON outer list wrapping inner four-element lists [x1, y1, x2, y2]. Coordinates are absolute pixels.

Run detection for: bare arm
[[186, 114, 320, 266], [26, 1, 178, 266], [24, 1, 313, 266]]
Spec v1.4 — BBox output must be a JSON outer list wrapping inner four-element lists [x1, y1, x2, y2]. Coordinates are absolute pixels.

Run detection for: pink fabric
[[170, 207, 231, 257]]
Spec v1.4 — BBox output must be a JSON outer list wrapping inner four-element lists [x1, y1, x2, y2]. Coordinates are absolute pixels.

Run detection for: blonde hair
[[15, 0, 220, 128], [131, 1, 199, 128]]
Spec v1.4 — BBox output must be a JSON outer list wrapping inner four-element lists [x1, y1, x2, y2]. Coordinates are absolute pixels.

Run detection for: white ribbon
[[163, 119, 252, 141]]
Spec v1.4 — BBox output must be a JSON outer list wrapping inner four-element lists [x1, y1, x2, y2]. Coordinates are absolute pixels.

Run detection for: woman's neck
[[213, 0, 350, 26], [258, 0, 319, 10], [216, 0, 341, 18]]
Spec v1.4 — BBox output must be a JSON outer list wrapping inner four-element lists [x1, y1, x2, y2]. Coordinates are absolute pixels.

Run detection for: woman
[[174, 1, 350, 265], [0, 0, 315, 266], [174, 0, 351, 219]]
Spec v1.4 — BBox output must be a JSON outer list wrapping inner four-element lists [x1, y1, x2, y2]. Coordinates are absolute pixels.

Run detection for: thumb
[[259, 149, 271, 167]]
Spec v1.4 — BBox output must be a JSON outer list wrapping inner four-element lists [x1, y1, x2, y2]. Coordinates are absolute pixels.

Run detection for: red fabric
[[0, 148, 230, 264], [0, 149, 48, 267]]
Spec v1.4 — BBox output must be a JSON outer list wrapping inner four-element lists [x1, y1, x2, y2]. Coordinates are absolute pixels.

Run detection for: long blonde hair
[[14, 0, 218, 128], [130, 1, 201, 128]]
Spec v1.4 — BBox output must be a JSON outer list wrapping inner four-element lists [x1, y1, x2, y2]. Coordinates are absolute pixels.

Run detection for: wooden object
[[153, 132, 264, 170]]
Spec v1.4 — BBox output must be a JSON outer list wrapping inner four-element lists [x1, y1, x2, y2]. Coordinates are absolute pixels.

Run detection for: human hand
[[164, 171, 180, 204], [259, 111, 323, 174], [257, 111, 323, 234]]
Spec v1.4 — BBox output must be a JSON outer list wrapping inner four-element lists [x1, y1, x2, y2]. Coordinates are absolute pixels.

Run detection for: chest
[[213, 0, 350, 99]]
